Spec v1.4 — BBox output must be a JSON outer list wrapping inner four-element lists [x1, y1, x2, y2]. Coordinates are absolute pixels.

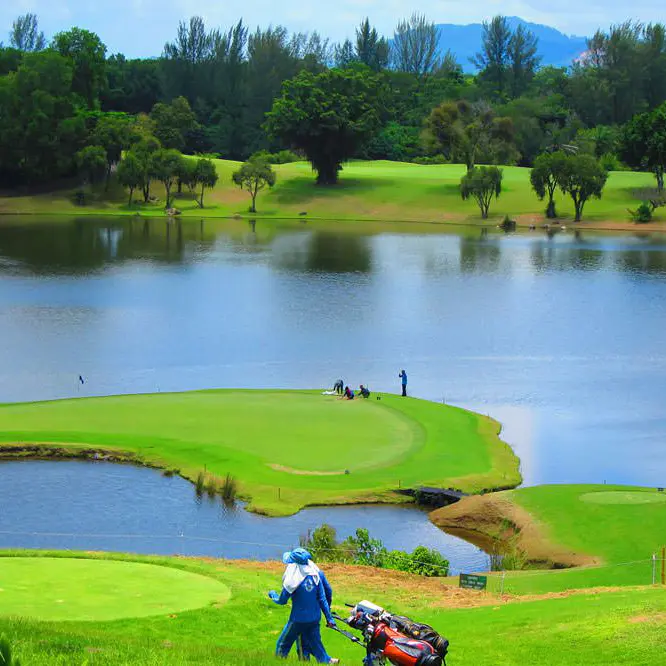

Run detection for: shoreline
[[431, 492, 599, 569], [1, 208, 666, 234]]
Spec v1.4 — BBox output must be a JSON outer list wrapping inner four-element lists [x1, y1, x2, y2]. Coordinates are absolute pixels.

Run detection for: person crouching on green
[[268, 547, 338, 663]]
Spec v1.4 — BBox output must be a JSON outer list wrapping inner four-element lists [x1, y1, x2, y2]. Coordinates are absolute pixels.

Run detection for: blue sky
[[1, 1, 663, 57]]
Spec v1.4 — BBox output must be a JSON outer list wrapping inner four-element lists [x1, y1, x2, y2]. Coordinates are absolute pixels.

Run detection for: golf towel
[[282, 561, 321, 593]]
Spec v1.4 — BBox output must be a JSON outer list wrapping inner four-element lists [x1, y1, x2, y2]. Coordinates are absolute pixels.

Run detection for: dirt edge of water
[[430, 493, 599, 569]]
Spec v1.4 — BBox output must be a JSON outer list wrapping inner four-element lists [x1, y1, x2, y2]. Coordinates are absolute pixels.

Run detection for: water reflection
[[0, 218, 216, 274], [275, 231, 372, 273]]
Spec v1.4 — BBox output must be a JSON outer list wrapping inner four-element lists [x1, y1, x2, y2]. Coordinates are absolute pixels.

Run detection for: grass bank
[[0, 389, 520, 515], [0, 550, 664, 665], [1, 160, 664, 231], [432, 484, 666, 594]]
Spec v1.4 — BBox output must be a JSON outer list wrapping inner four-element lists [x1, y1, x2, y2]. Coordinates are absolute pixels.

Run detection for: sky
[[1, 1, 664, 58]]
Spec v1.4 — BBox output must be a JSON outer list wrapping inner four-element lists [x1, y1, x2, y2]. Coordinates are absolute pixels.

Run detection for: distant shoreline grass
[[0, 389, 521, 516], [1, 160, 664, 232]]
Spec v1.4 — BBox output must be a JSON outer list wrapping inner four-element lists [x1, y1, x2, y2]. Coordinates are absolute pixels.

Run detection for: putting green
[[579, 491, 666, 505], [0, 389, 521, 514], [0, 557, 230, 621]]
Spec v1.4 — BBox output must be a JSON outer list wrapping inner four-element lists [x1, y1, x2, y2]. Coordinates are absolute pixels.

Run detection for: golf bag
[[334, 600, 448, 666]]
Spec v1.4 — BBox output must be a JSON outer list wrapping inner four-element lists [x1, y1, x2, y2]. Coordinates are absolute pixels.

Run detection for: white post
[[652, 553, 657, 585], [500, 570, 506, 596]]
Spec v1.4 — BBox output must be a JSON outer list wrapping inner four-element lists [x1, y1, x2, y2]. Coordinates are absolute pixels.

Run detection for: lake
[[1, 216, 666, 566]]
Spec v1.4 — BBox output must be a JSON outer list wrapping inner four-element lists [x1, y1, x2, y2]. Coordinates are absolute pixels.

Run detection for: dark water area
[[0, 460, 490, 575], [1, 216, 666, 567]]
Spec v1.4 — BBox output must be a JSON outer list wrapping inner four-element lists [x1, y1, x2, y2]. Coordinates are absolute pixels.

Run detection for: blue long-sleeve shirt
[[274, 574, 334, 624]]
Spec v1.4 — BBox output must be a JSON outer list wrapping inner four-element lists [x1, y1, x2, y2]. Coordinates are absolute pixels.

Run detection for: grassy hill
[[0, 389, 520, 515], [433, 484, 666, 594], [0, 551, 664, 665], [1, 160, 662, 229]]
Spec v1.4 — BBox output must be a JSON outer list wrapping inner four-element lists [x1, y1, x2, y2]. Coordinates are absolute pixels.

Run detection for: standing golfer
[[399, 369, 408, 397], [269, 548, 338, 664]]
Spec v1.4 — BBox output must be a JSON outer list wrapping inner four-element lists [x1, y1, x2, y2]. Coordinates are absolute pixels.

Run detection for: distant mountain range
[[436, 17, 588, 71]]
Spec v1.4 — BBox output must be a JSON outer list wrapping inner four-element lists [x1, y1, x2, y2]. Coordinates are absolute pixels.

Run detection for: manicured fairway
[[1, 160, 662, 228], [0, 551, 665, 665], [0, 557, 230, 621], [433, 484, 666, 594], [0, 389, 520, 515]]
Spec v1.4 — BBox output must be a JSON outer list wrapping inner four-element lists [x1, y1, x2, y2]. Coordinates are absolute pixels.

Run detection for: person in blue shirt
[[268, 548, 338, 663], [300, 559, 334, 661], [399, 369, 408, 397]]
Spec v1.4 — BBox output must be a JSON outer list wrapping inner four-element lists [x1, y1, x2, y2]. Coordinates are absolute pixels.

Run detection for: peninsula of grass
[[1, 160, 663, 230], [0, 389, 520, 516], [432, 484, 666, 594], [1, 550, 665, 665]]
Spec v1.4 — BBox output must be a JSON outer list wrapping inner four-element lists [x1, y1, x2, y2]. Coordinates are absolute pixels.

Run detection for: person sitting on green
[[343, 386, 354, 400], [359, 385, 370, 398]]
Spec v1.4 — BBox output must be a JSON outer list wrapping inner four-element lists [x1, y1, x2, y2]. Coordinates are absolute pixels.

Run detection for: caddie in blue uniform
[[268, 547, 338, 663]]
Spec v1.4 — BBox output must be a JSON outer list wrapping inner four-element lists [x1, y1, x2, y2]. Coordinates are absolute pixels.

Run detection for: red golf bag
[[335, 600, 448, 666]]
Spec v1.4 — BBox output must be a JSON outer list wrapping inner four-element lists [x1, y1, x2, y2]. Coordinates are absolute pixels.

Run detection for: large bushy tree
[[557, 154, 608, 221], [621, 103, 666, 192], [232, 155, 276, 212], [266, 67, 382, 184], [52, 27, 107, 109], [530, 151, 567, 217], [426, 100, 514, 171], [460, 166, 503, 218], [150, 149, 184, 209]]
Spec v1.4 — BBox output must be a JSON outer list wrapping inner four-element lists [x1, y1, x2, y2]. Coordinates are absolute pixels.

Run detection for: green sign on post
[[459, 573, 487, 590]]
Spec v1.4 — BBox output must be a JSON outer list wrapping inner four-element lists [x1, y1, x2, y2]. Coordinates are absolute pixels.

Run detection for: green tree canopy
[[426, 99, 514, 171], [391, 13, 440, 78], [621, 103, 666, 192], [9, 13, 46, 52], [91, 112, 133, 185], [355, 19, 389, 71], [116, 151, 144, 206], [0, 50, 84, 184], [558, 154, 608, 221], [266, 67, 382, 184], [150, 96, 198, 152], [232, 156, 276, 212], [194, 158, 219, 208], [52, 27, 107, 109], [150, 148, 184, 209], [460, 165, 503, 218], [530, 151, 567, 218], [76, 144, 107, 185]]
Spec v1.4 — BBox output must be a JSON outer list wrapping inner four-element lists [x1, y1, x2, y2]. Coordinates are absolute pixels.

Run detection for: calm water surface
[[1, 217, 666, 567], [0, 460, 489, 575]]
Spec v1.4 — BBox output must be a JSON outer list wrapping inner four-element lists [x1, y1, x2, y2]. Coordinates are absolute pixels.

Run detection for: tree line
[[1, 11, 666, 217]]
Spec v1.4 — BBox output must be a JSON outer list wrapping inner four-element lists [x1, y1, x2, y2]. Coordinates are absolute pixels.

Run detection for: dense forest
[[1, 12, 666, 200]]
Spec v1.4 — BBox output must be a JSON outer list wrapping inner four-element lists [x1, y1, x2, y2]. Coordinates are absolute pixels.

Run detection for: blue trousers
[[276, 620, 330, 663]]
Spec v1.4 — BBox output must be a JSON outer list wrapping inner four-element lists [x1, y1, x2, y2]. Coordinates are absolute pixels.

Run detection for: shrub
[[412, 154, 448, 165], [302, 525, 448, 576], [629, 202, 654, 223]]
